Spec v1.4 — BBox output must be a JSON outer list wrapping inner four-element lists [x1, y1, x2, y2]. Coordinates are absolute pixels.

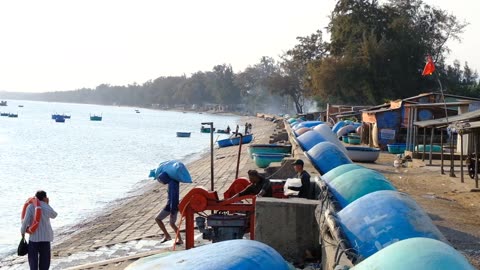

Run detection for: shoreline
[[1, 115, 271, 269]]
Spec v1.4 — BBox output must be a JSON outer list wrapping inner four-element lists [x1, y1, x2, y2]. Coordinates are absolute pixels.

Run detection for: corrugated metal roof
[[414, 109, 480, 128], [404, 101, 472, 108]]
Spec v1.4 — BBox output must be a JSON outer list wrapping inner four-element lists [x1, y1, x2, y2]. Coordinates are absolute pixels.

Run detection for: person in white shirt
[[21, 190, 57, 270]]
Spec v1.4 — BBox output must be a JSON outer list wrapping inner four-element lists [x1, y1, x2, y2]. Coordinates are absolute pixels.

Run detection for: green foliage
[[308, 0, 469, 105]]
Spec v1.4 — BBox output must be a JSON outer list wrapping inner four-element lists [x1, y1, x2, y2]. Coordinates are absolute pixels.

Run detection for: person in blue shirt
[[155, 172, 183, 245]]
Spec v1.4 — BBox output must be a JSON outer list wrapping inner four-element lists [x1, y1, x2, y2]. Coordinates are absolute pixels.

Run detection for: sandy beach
[[2, 116, 480, 269]]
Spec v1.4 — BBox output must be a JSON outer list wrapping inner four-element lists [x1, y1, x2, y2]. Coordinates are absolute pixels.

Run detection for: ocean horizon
[[0, 99, 239, 257]]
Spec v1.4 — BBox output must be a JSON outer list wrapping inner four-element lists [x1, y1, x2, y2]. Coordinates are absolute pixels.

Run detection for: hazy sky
[[0, 0, 477, 93]]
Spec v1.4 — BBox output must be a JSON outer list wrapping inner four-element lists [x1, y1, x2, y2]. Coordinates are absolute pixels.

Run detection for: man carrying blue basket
[[149, 160, 192, 245]]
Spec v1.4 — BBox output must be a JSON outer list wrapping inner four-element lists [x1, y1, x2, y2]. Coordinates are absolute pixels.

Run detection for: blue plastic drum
[[297, 131, 328, 151], [306, 141, 352, 174], [337, 190, 447, 260], [351, 237, 475, 270], [328, 169, 396, 208]]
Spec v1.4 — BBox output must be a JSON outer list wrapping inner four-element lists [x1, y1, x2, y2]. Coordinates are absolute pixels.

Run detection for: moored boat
[[217, 138, 234, 148], [345, 146, 381, 162], [230, 134, 253, 146], [201, 126, 215, 133], [55, 116, 66, 123], [176, 132, 191, 138], [0, 100, 7, 106], [90, 114, 102, 121], [217, 134, 254, 148], [253, 153, 290, 168], [216, 127, 231, 134], [8, 113, 18, 118], [248, 144, 292, 158]]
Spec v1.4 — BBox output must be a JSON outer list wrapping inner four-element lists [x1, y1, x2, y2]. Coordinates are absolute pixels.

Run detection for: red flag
[[422, 55, 435, 76]]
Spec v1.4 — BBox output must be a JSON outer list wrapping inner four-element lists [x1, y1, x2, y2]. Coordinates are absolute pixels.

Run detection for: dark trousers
[[28, 241, 51, 270]]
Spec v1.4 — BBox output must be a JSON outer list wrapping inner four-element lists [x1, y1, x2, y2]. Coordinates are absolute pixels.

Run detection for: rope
[[264, 159, 294, 179]]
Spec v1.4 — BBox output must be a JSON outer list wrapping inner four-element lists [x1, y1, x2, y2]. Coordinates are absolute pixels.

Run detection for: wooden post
[[201, 122, 215, 191], [422, 127, 427, 161], [440, 128, 445, 175], [429, 127, 434, 165], [450, 127, 456, 178], [460, 131, 464, 183], [406, 107, 411, 151], [475, 131, 479, 187]]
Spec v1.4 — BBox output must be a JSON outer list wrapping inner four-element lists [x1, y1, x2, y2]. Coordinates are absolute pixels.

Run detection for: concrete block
[[255, 197, 321, 263]]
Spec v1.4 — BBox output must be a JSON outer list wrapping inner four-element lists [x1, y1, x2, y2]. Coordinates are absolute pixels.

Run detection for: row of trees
[[2, 0, 479, 114]]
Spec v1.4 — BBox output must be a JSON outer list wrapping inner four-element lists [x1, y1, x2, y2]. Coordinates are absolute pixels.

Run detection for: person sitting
[[288, 159, 311, 199], [234, 170, 272, 198]]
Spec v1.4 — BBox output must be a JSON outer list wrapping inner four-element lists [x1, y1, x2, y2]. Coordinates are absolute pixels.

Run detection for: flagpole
[[433, 64, 455, 177], [435, 72, 449, 123]]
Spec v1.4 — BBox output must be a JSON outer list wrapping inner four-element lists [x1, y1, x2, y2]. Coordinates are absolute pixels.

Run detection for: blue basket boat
[[387, 143, 406, 154], [337, 190, 447, 260], [351, 237, 476, 270], [176, 132, 191, 138], [230, 134, 253, 146], [252, 153, 290, 168], [90, 115, 102, 121], [217, 134, 253, 148], [55, 116, 66, 123], [346, 146, 380, 162], [248, 144, 292, 158]]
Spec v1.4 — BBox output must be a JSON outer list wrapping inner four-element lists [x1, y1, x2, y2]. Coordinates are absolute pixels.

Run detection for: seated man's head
[[247, 170, 262, 183], [292, 159, 304, 172]]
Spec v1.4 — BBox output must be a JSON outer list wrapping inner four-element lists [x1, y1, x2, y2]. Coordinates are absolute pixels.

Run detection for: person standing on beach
[[288, 159, 311, 199], [21, 190, 58, 270], [155, 172, 183, 245]]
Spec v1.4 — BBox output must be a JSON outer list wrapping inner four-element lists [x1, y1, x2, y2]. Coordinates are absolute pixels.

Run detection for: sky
[[0, 0, 478, 93]]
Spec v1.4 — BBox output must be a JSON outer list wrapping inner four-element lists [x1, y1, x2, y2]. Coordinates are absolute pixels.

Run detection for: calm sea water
[[0, 100, 238, 257]]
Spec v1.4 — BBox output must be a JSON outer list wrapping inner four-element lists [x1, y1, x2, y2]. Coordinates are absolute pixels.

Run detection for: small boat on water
[[346, 146, 381, 163], [0, 112, 9, 116], [135, 109, 140, 113], [52, 114, 70, 120], [8, 113, 18, 118], [216, 126, 231, 134], [90, 114, 102, 121], [18, 105, 24, 107], [55, 116, 66, 123], [176, 132, 191, 138], [0, 101, 7, 106], [201, 126, 215, 133]]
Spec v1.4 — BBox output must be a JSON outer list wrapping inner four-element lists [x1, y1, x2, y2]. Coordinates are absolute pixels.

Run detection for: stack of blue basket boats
[[286, 117, 475, 269]]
